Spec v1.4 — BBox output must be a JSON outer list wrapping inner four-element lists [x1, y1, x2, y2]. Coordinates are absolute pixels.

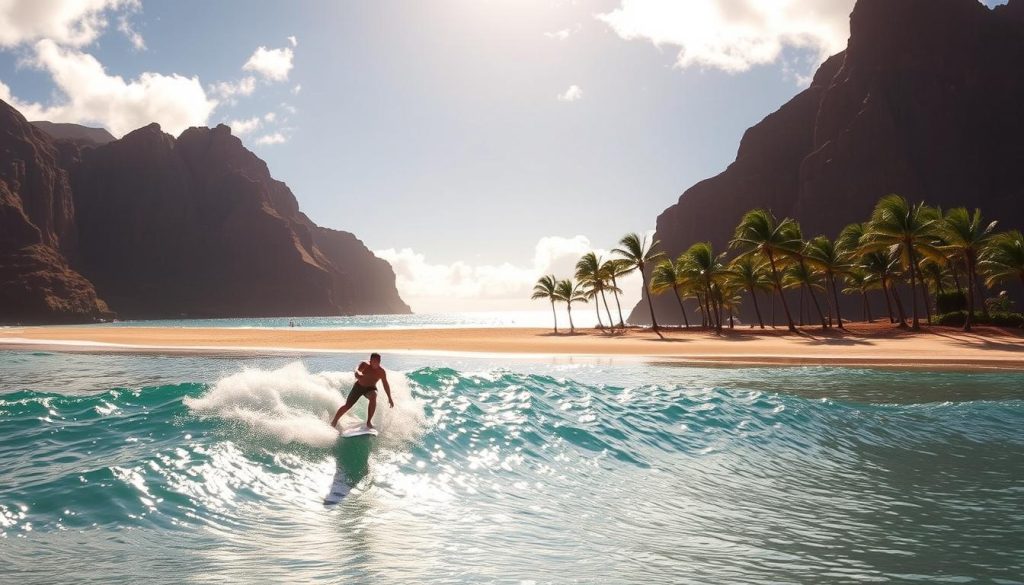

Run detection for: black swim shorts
[[346, 383, 377, 402]]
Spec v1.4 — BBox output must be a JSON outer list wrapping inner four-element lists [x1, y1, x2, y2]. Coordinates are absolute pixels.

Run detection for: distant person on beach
[[330, 352, 394, 429]]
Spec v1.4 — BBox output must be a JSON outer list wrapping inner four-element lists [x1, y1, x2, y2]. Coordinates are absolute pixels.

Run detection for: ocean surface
[[2, 349, 1022, 584], [57, 310, 600, 330]]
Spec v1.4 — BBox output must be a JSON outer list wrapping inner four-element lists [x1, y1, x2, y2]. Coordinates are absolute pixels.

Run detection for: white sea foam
[[184, 361, 425, 448]]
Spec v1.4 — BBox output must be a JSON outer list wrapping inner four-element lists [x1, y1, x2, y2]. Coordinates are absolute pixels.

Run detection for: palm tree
[[861, 250, 904, 324], [576, 252, 615, 329], [981, 230, 1024, 288], [727, 255, 771, 328], [786, 228, 829, 329], [650, 258, 692, 328], [731, 209, 802, 331], [919, 258, 951, 299], [613, 232, 665, 332], [782, 262, 822, 327], [716, 281, 744, 329], [805, 236, 851, 329], [940, 208, 997, 331], [553, 278, 588, 333], [680, 242, 727, 332], [531, 274, 560, 333], [604, 259, 632, 328], [862, 195, 942, 329], [843, 270, 878, 323]]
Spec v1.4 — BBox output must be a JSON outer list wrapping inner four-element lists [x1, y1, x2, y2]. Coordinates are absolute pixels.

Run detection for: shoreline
[[2, 323, 1024, 371]]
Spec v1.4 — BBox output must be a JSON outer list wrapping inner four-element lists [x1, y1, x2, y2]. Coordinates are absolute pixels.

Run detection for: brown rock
[[0, 100, 108, 323], [632, 0, 1024, 324]]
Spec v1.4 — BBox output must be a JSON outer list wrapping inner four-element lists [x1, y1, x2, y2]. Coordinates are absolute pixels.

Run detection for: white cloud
[[243, 45, 294, 82], [0, 0, 139, 48], [291, 83, 302, 95], [557, 84, 583, 102], [255, 131, 286, 145], [375, 235, 645, 314], [3, 39, 216, 137], [263, 111, 276, 122], [208, 75, 255, 100], [116, 11, 144, 50], [597, 0, 852, 77], [227, 116, 261, 135], [545, 24, 582, 41], [287, 35, 297, 47]]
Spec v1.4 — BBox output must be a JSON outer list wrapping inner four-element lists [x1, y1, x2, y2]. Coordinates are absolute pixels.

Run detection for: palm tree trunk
[[767, 251, 796, 332], [801, 260, 828, 328], [748, 286, 765, 328], [599, 289, 614, 330], [706, 283, 721, 332], [861, 291, 870, 322], [914, 264, 932, 325], [594, 296, 604, 329], [672, 285, 691, 328], [567, 303, 575, 333], [729, 308, 735, 329], [907, 243, 920, 329], [717, 297, 724, 333], [550, 300, 558, 334], [971, 258, 989, 318], [641, 268, 660, 332], [830, 274, 845, 329], [965, 262, 975, 331], [951, 261, 964, 296], [881, 278, 895, 323], [891, 280, 908, 325], [771, 293, 776, 328], [611, 275, 625, 327], [799, 286, 805, 326]]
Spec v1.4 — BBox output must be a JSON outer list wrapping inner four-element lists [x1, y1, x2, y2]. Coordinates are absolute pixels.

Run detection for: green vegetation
[[532, 195, 1023, 334]]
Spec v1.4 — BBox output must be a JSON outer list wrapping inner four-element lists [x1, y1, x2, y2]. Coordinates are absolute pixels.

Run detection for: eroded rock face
[[0, 101, 107, 323], [68, 123, 411, 319], [0, 100, 410, 322], [631, 0, 1024, 324], [312, 226, 412, 315]]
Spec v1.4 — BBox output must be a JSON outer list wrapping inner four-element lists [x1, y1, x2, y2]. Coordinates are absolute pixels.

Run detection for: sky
[[0, 0, 1008, 313]]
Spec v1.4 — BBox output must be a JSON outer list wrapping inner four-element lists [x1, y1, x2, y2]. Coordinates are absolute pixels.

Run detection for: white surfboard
[[339, 425, 379, 438]]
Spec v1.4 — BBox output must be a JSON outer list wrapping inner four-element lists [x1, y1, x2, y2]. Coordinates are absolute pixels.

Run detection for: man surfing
[[331, 352, 394, 430]]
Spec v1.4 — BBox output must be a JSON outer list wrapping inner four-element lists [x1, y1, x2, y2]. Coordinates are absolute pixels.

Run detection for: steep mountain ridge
[[0, 101, 409, 322], [631, 0, 1024, 324]]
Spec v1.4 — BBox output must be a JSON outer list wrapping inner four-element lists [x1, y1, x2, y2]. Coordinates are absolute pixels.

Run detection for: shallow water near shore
[[2, 350, 1022, 583]]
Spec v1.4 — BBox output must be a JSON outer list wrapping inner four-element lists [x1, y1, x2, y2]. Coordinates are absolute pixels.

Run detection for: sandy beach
[[2, 322, 1023, 370]]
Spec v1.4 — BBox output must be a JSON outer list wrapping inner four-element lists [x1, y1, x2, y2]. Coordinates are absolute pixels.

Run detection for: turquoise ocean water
[[2, 349, 1023, 583], [61, 311, 585, 330]]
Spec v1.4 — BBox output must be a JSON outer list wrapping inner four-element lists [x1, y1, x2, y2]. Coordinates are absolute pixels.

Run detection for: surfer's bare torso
[[355, 361, 386, 389]]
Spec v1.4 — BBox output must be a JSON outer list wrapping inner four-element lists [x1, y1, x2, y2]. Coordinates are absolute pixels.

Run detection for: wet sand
[[2, 322, 1023, 370]]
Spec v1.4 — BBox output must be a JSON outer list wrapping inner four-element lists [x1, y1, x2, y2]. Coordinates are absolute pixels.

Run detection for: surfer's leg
[[365, 391, 377, 428], [331, 385, 363, 427]]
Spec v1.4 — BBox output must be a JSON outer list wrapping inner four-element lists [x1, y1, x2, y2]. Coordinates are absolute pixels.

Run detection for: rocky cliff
[[631, 0, 1024, 324], [0, 100, 410, 322], [0, 103, 109, 323]]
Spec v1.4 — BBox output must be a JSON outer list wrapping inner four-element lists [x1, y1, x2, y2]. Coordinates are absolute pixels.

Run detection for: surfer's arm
[[381, 372, 394, 407]]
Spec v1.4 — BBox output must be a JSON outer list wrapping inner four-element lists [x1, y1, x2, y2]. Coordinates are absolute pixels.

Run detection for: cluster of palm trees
[[533, 194, 1024, 333], [530, 233, 660, 333]]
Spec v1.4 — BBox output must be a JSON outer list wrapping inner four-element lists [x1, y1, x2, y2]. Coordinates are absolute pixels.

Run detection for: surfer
[[330, 352, 394, 429]]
